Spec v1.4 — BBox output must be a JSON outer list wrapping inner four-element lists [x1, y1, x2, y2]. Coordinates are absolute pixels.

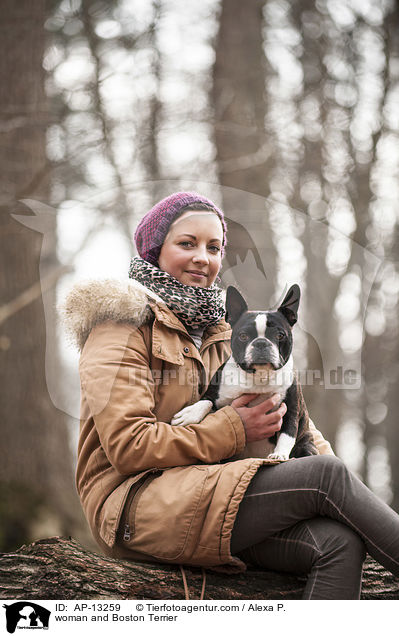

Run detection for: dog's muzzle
[[246, 338, 280, 368]]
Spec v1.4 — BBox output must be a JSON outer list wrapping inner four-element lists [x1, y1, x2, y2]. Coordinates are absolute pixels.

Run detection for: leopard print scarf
[[128, 256, 225, 330]]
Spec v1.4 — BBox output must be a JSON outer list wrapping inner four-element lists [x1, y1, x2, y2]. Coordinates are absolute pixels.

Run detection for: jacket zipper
[[121, 469, 160, 542]]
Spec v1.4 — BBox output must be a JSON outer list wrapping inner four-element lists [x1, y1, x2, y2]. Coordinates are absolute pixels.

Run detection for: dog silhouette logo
[[3, 602, 50, 633]]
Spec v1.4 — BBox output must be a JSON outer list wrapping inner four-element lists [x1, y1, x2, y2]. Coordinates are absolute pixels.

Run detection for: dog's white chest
[[215, 355, 294, 408]]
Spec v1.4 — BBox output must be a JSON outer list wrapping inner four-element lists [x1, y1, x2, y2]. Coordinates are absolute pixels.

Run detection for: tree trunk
[[212, 0, 270, 198], [212, 0, 276, 307], [0, 537, 398, 600], [0, 0, 86, 551], [289, 0, 343, 449], [376, 0, 399, 513]]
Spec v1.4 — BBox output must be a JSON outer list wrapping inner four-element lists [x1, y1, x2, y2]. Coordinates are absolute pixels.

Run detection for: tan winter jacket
[[62, 279, 334, 571]]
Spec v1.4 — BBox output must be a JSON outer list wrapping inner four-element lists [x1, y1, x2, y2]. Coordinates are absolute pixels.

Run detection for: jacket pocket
[[117, 470, 161, 544], [98, 469, 159, 548], [121, 465, 208, 562]]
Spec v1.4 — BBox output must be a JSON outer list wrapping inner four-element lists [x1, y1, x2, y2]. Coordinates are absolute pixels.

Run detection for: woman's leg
[[238, 517, 366, 599], [231, 455, 399, 580]]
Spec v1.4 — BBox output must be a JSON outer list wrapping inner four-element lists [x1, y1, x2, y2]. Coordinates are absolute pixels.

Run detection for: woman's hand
[[231, 393, 287, 443]]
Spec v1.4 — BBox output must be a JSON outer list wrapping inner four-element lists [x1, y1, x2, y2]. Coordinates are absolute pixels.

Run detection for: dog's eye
[[277, 332, 285, 341], [239, 332, 249, 342]]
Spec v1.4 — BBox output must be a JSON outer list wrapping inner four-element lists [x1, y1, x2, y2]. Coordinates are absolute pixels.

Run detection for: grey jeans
[[231, 455, 399, 599]]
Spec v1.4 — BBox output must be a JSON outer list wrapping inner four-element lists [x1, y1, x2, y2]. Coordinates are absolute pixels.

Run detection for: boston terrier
[[171, 284, 318, 461]]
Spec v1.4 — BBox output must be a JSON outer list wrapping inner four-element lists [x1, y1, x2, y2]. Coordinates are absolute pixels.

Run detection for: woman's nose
[[192, 245, 209, 263]]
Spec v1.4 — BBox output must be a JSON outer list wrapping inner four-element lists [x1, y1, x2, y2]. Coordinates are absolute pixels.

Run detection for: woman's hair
[[171, 202, 222, 225]]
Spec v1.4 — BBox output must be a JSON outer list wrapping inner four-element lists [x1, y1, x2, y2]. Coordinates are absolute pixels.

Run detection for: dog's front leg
[[267, 431, 297, 460], [170, 364, 224, 427], [170, 400, 213, 426], [267, 383, 299, 460]]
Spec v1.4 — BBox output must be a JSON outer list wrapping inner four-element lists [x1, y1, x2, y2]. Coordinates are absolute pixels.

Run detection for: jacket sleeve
[[79, 322, 246, 475], [309, 418, 335, 455]]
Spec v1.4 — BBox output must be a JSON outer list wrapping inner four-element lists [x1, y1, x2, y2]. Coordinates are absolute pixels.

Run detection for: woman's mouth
[[186, 271, 207, 280]]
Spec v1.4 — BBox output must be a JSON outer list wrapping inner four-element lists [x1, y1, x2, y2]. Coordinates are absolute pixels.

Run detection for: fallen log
[[0, 536, 398, 600]]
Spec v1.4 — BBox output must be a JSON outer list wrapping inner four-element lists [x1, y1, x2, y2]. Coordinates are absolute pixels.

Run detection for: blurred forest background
[[1, 0, 399, 553]]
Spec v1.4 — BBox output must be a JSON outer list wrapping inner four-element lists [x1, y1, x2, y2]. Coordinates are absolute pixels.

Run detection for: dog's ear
[[278, 284, 300, 326], [225, 286, 248, 326]]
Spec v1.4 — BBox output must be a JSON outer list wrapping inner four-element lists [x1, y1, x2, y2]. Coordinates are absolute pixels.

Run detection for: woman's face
[[158, 211, 224, 287]]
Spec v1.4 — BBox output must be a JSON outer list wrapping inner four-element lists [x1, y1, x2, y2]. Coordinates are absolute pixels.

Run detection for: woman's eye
[[239, 332, 249, 341], [208, 245, 221, 253], [179, 241, 193, 248]]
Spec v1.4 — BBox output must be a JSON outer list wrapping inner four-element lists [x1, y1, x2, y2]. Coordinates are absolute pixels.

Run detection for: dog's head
[[225, 285, 300, 373]]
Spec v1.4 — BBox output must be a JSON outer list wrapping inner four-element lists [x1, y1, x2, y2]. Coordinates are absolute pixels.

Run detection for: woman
[[63, 191, 399, 599]]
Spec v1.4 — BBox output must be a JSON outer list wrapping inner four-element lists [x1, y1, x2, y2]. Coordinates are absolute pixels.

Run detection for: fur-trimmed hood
[[59, 279, 163, 351]]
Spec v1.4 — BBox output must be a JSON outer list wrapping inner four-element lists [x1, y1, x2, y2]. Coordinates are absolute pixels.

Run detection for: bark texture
[[1, 537, 398, 600]]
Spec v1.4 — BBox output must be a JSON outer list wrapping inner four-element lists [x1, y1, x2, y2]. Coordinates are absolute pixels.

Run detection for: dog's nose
[[253, 339, 269, 350]]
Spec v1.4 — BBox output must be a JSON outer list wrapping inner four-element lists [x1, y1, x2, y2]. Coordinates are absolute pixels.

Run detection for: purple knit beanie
[[134, 191, 227, 266]]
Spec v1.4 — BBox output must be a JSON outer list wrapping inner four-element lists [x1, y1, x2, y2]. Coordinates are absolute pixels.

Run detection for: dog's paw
[[170, 400, 213, 427], [267, 452, 289, 461]]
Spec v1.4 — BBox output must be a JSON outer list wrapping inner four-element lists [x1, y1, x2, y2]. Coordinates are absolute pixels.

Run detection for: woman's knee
[[309, 454, 351, 487], [310, 454, 346, 471], [309, 518, 366, 566], [304, 518, 365, 599], [341, 526, 367, 563]]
